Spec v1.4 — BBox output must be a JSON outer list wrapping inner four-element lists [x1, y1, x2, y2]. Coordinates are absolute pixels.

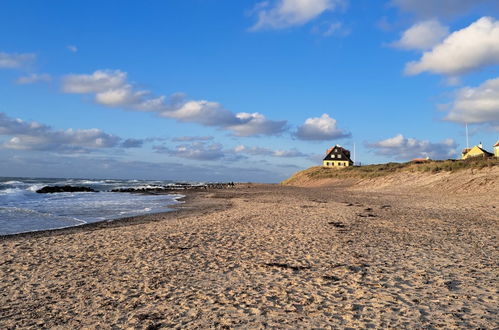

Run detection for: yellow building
[[323, 145, 353, 168], [494, 141, 499, 158], [461, 143, 494, 160]]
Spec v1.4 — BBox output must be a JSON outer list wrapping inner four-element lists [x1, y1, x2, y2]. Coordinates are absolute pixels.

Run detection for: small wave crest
[[3, 180, 24, 185], [26, 184, 45, 192]]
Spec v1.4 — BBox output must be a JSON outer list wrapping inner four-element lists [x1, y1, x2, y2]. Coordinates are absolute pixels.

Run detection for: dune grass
[[282, 157, 499, 185]]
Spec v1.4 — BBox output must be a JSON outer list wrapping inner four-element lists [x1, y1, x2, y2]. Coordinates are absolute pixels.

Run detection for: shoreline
[[0, 189, 231, 241]]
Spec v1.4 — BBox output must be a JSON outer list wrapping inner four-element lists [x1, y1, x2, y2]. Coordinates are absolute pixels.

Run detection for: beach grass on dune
[[282, 157, 499, 185]]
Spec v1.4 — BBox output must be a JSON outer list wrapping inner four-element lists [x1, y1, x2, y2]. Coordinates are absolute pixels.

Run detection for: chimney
[[479, 142, 483, 148]]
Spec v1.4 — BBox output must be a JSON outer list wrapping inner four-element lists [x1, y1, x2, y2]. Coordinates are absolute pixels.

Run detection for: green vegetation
[[282, 157, 499, 185]]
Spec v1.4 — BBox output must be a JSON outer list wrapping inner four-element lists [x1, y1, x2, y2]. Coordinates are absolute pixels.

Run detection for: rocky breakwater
[[110, 182, 236, 193], [36, 186, 97, 193]]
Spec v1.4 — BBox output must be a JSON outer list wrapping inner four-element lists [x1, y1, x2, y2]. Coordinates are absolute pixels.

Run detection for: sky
[[1, 0, 499, 182]]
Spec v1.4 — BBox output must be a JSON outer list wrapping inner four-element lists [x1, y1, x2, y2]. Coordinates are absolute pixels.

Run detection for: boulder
[[36, 185, 96, 193]]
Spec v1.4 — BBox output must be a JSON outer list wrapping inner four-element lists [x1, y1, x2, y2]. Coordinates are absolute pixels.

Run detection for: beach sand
[[0, 183, 498, 328]]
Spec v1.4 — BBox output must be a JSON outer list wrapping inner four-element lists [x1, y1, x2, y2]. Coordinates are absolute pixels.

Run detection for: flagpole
[[465, 123, 469, 149], [353, 142, 356, 166]]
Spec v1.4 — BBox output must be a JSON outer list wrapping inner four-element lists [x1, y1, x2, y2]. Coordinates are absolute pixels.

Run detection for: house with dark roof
[[461, 143, 494, 160], [323, 145, 353, 168]]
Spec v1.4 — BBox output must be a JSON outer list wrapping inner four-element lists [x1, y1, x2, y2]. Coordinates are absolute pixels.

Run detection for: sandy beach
[[1, 182, 498, 328]]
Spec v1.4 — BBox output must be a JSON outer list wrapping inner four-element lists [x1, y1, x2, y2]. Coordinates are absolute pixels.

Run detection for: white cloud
[[171, 136, 214, 142], [16, 73, 52, 85], [62, 70, 128, 94], [250, 0, 345, 30], [392, 20, 449, 50], [61, 70, 165, 111], [391, 0, 491, 18], [234, 145, 308, 157], [62, 70, 287, 136], [0, 153, 285, 183], [154, 142, 226, 161], [312, 21, 350, 37], [67, 45, 78, 53], [0, 112, 122, 152], [0, 52, 36, 69], [294, 113, 350, 140], [120, 138, 144, 148], [405, 17, 499, 76], [367, 134, 458, 160], [445, 77, 499, 126], [227, 112, 287, 137], [154, 141, 309, 161], [160, 100, 237, 126]]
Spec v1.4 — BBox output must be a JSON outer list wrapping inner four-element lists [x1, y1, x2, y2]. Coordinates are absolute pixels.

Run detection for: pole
[[353, 142, 356, 165], [465, 123, 469, 149]]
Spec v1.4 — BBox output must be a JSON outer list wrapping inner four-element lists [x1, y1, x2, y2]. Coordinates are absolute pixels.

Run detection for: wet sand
[[0, 184, 498, 328]]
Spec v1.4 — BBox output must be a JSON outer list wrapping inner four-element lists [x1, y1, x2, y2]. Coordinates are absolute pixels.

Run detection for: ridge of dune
[[283, 163, 499, 194]]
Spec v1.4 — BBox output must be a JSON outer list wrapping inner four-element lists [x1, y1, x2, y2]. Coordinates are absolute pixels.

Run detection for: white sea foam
[[0, 177, 185, 235], [4, 180, 24, 185], [26, 184, 45, 192]]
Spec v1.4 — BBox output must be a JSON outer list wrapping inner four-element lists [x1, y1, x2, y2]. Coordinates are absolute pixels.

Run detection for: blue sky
[[1, 0, 499, 182]]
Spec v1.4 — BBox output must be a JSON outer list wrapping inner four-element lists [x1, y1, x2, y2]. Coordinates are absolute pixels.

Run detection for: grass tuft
[[282, 157, 499, 185]]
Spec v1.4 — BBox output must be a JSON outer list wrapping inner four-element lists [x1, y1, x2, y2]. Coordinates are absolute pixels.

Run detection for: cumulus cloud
[[154, 142, 226, 160], [0, 112, 124, 152], [16, 73, 52, 85], [159, 99, 286, 136], [312, 21, 350, 37], [234, 145, 308, 157], [154, 141, 310, 161], [120, 138, 144, 148], [250, 0, 345, 30], [226, 112, 287, 137], [391, 0, 491, 18], [0, 153, 286, 183], [62, 70, 163, 111], [405, 17, 499, 76], [294, 113, 350, 140], [171, 136, 214, 142], [161, 99, 238, 126], [392, 20, 449, 50], [367, 134, 458, 160], [62, 70, 127, 94], [62, 70, 287, 136], [0, 52, 36, 69], [445, 77, 499, 126]]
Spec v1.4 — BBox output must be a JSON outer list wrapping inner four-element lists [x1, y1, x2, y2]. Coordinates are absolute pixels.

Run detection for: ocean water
[[0, 177, 187, 235]]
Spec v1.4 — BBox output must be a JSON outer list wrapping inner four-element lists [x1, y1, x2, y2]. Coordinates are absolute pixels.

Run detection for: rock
[[36, 185, 96, 193], [109, 182, 236, 193]]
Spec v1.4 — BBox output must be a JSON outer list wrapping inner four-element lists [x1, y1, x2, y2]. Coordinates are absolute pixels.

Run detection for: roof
[[412, 158, 430, 162], [462, 146, 493, 155], [494, 141, 499, 147], [476, 146, 494, 156], [323, 145, 353, 162]]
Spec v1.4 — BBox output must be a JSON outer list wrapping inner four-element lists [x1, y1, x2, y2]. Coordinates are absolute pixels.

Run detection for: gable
[[467, 146, 493, 157], [323, 146, 352, 162]]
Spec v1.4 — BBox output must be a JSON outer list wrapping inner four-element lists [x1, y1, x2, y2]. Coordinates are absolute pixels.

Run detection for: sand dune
[[285, 166, 499, 195]]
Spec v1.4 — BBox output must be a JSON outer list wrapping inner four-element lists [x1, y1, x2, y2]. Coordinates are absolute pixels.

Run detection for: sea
[[0, 177, 188, 235]]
